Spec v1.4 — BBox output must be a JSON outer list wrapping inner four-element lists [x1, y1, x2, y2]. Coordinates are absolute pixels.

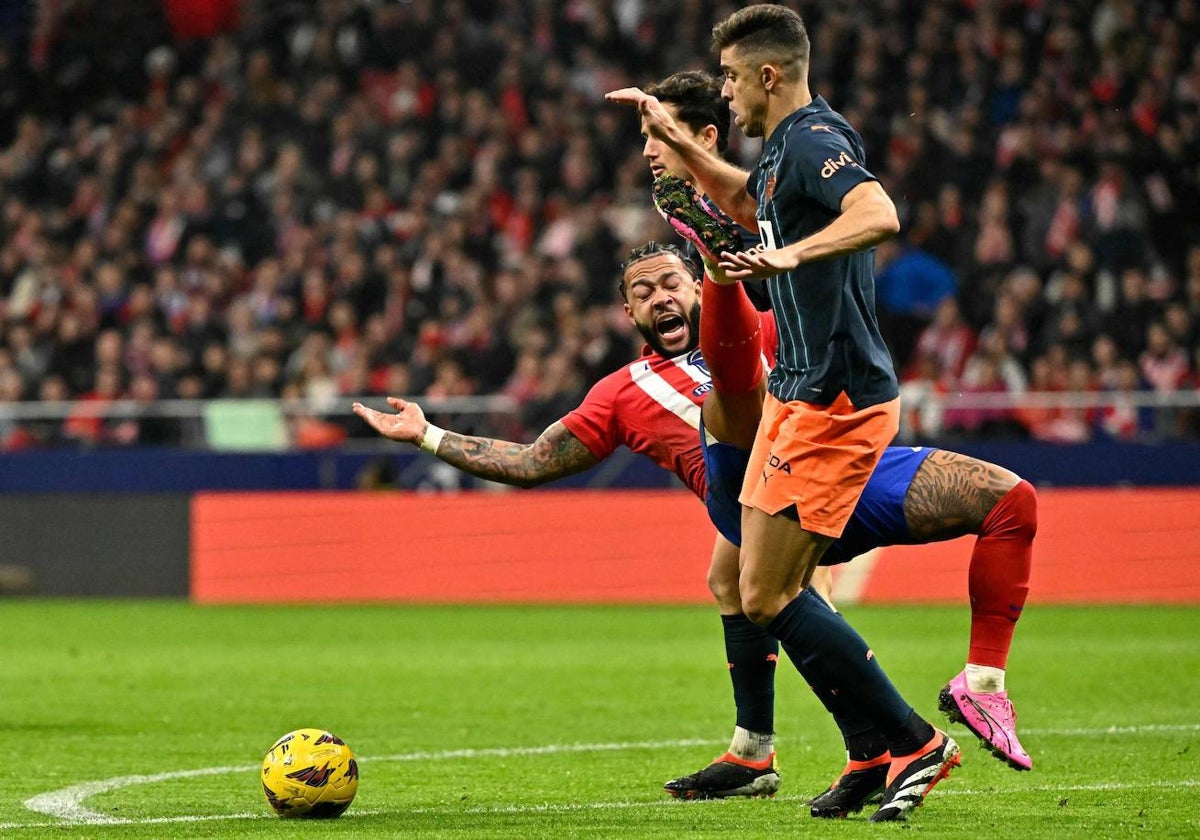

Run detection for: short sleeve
[[746, 169, 760, 201], [786, 124, 877, 213], [560, 376, 620, 460]]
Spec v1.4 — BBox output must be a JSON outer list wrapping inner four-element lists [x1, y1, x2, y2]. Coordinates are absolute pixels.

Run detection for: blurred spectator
[[1097, 360, 1155, 441], [1140, 321, 1189, 392], [897, 351, 946, 443], [874, 239, 959, 368], [911, 297, 976, 387], [0, 0, 1196, 449], [1104, 267, 1160, 358], [1015, 355, 1093, 444], [942, 351, 1021, 440]]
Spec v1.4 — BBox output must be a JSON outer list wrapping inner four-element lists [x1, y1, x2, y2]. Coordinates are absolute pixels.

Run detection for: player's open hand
[[718, 247, 800, 280], [604, 87, 680, 140], [352, 397, 427, 445]]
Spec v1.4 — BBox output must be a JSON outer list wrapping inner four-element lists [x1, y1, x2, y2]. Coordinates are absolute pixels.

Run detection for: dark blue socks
[[721, 613, 778, 734]]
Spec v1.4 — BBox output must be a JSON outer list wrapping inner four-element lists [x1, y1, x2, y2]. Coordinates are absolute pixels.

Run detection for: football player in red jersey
[[355, 244, 1035, 820]]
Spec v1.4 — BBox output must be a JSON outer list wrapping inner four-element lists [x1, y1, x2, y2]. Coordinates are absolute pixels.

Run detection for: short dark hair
[[617, 241, 700, 301], [711, 4, 809, 74], [645, 71, 730, 154]]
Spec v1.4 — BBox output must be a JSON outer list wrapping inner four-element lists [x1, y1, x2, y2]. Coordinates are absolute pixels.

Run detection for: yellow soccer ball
[[261, 728, 359, 818]]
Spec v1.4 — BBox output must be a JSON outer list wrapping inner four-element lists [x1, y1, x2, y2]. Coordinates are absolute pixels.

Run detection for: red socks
[[700, 275, 763, 394], [967, 480, 1037, 668]]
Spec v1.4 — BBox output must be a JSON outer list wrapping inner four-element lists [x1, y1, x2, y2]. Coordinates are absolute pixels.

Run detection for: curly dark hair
[[617, 241, 700, 301]]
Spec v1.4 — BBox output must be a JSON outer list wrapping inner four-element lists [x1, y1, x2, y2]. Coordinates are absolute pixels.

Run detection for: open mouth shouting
[[655, 310, 689, 346]]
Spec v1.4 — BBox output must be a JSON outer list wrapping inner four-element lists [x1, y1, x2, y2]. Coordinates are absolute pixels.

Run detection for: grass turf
[[1, 601, 1197, 838]]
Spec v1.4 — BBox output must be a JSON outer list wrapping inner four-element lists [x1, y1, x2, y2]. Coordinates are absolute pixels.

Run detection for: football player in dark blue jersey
[[614, 48, 1035, 820]]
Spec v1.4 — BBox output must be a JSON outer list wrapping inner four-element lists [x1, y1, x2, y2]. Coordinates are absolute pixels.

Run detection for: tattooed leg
[[902, 450, 1020, 540], [905, 449, 1036, 676]]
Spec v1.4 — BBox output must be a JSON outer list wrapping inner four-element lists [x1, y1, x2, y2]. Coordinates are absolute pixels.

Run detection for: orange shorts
[[739, 391, 900, 539]]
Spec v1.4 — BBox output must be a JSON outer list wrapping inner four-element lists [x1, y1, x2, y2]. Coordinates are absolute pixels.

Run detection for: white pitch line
[[16, 726, 1200, 829], [1022, 723, 1200, 736], [6, 780, 1199, 830], [22, 739, 722, 826], [424, 778, 1200, 815], [0, 810, 383, 830]]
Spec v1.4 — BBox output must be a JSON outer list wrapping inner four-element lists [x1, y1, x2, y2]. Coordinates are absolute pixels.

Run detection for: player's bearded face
[[636, 298, 701, 357], [623, 254, 703, 357]]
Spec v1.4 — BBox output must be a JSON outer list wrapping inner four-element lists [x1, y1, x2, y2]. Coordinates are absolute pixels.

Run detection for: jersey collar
[[765, 94, 831, 147]]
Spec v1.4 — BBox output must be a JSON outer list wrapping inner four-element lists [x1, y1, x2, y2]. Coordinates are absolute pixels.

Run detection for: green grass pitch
[[2, 600, 1197, 838]]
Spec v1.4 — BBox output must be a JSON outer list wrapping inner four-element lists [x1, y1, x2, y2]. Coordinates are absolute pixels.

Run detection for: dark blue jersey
[[748, 96, 898, 408]]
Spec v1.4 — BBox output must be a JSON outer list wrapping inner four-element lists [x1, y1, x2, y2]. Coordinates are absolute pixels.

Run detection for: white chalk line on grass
[[7, 781, 1200, 831], [1024, 723, 1200, 736], [20, 739, 722, 827], [12, 725, 1199, 829]]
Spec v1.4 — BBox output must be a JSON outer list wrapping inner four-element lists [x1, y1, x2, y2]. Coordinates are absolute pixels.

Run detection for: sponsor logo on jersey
[[810, 124, 835, 133], [820, 150, 858, 179]]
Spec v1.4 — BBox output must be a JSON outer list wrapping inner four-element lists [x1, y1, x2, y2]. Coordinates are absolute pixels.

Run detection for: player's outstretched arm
[[605, 87, 757, 229], [719, 181, 899, 279], [353, 397, 600, 488]]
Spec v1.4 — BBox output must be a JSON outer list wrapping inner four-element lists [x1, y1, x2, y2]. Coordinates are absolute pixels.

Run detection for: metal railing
[[895, 387, 1200, 444], [0, 390, 1197, 449], [0, 394, 520, 450]]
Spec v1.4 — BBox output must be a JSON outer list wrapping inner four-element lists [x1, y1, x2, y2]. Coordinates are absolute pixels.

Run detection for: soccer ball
[[261, 728, 359, 818]]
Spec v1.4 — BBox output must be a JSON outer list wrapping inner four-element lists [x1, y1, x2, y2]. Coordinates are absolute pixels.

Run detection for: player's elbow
[[845, 185, 900, 246], [873, 194, 901, 240], [880, 207, 900, 239]]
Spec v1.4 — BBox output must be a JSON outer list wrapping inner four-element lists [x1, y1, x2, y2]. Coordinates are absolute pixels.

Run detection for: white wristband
[[419, 423, 446, 455]]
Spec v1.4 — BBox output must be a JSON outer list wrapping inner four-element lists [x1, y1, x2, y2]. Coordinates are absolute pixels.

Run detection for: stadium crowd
[[0, 0, 1198, 449]]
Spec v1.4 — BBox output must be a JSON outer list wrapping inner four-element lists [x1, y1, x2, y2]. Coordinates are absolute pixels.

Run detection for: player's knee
[[707, 562, 742, 612], [988, 479, 1038, 540], [739, 586, 783, 627]]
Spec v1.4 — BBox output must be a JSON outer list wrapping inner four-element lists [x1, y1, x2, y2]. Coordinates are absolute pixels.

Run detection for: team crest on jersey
[[763, 171, 777, 202], [686, 349, 713, 396]]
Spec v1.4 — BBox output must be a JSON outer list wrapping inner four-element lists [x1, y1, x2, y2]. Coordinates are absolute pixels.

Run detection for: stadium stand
[[0, 0, 1197, 449]]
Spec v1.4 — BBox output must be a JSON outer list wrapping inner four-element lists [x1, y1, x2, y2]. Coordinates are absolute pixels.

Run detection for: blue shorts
[[700, 419, 750, 546], [701, 421, 933, 564]]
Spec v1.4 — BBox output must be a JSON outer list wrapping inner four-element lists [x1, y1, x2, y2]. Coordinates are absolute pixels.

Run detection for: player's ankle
[[728, 726, 774, 762], [965, 663, 1006, 693]]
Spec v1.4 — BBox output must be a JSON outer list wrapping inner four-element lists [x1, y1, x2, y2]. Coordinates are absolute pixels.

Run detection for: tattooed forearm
[[903, 450, 1021, 541], [434, 421, 599, 488]]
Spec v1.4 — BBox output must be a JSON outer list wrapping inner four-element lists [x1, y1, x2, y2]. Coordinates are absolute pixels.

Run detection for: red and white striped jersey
[[561, 312, 777, 499]]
